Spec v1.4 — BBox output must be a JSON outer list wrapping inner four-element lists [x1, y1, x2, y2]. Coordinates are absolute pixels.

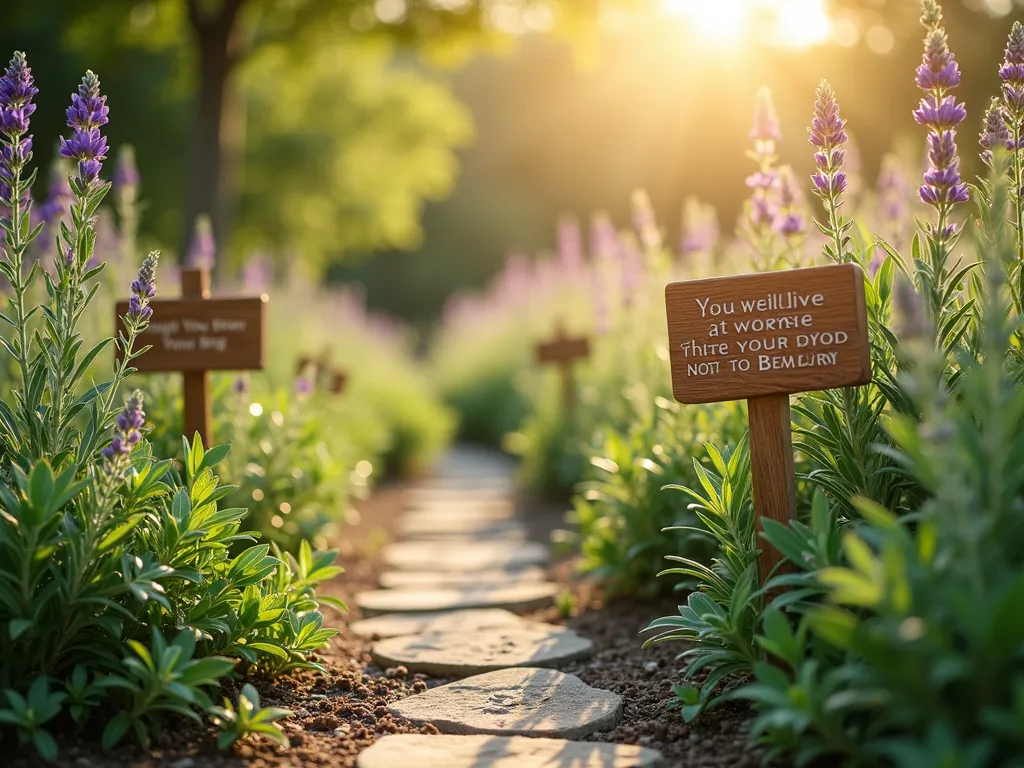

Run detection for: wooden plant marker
[[328, 369, 348, 395], [116, 267, 267, 446], [296, 350, 347, 395], [665, 263, 870, 585], [535, 319, 590, 412]]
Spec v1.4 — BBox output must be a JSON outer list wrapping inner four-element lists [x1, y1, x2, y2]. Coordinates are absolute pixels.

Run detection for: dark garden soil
[[5, 477, 778, 768]]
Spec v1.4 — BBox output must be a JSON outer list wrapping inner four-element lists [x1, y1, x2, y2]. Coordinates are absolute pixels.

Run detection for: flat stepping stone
[[399, 527, 528, 543], [358, 735, 665, 768], [349, 608, 525, 640], [379, 567, 545, 590], [389, 667, 623, 738], [403, 499, 515, 519], [397, 517, 525, 538], [371, 622, 593, 676], [407, 487, 511, 505], [417, 477, 515, 492], [381, 541, 548, 572], [355, 582, 559, 616]]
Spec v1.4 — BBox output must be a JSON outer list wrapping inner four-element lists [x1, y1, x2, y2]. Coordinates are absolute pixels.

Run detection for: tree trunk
[[182, 0, 247, 264]]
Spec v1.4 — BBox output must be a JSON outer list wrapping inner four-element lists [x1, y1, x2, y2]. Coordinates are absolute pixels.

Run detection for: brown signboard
[[116, 297, 266, 372], [535, 337, 589, 365], [665, 263, 870, 404]]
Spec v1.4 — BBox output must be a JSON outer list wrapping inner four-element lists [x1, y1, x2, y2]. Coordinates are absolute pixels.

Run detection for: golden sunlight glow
[[663, 0, 747, 44], [663, 0, 833, 50], [772, 0, 831, 49]]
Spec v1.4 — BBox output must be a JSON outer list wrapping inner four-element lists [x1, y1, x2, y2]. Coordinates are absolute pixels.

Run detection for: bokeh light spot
[[866, 25, 894, 54]]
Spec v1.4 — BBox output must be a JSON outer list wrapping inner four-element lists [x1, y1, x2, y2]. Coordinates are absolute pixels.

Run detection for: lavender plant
[[648, 5, 1024, 766], [0, 54, 341, 760]]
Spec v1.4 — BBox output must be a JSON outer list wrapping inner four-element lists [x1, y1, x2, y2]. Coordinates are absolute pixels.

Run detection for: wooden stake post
[[665, 264, 870, 584], [535, 319, 590, 412], [117, 267, 267, 446]]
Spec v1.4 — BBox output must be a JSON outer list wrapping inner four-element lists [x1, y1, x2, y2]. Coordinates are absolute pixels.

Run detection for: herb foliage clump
[[0, 54, 341, 760]]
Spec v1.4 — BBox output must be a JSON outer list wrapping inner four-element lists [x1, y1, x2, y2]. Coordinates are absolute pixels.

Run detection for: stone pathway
[[359, 735, 664, 768], [350, 446, 664, 767]]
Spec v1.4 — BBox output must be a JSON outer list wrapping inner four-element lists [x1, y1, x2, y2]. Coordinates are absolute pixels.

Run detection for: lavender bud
[[59, 71, 108, 185], [127, 252, 159, 321], [0, 52, 37, 140]]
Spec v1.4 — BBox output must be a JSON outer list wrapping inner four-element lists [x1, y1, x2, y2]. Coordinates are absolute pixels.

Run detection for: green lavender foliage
[[726, 146, 1024, 768], [0, 62, 341, 761], [565, 395, 743, 596], [651, 10, 1024, 765]]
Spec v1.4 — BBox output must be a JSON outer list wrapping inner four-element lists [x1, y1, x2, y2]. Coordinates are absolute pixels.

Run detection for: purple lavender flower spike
[[295, 375, 314, 397], [187, 215, 216, 270], [807, 81, 850, 262], [590, 212, 619, 262], [877, 154, 910, 249], [0, 52, 38, 139], [632, 190, 660, 250], [921, 131, 969, 205], [127, 252, 159, 322], [114, 146, 140, 195], [680, 197, 718, 256], [556, 215, 583, 274], [980, 98, 1012, 166], [808, 81, 848, 207], [620, 234, 644, 304], [233, 376, 249, 395], [59, 71, 108, 185], [913, 96, 966, 130], [868, 249, 886, 277], [774, 166, 806, 239], [102, 389, 145, 463], [242, 250, 274, 293], [915, 1, 959, 92], [750, 86, 781, 144], [0, 52, 37, 220], [1000, 22, 1024, 112], [915, 1, 967, 226], [743, 86, 785, 253]]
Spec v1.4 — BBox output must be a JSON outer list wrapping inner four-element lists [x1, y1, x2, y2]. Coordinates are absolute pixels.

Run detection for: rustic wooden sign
[[328, 370, 348, 395], [296, 350, 347, 396], [665, 263, 870, 584], [535, 319, 590, 411], [117, 267, 267, 446]]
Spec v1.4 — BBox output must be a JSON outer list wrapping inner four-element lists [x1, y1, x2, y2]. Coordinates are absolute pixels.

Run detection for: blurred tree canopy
[[4, 0, 617, 272]]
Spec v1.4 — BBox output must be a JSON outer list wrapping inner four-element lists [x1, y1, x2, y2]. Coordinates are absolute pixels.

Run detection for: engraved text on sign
[[665, 263, 870, 404], [115, 297, 266, 372]]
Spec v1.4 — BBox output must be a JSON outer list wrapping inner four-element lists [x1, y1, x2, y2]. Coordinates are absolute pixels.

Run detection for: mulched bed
[[5, 474, 774, 768]]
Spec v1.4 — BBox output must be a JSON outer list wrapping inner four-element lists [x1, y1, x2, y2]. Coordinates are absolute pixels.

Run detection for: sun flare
[[662, 0, 833, 49]]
